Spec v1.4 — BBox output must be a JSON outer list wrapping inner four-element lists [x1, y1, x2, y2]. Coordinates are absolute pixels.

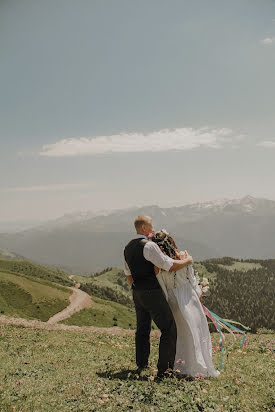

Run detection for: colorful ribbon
[[202, 304, 249, 370]]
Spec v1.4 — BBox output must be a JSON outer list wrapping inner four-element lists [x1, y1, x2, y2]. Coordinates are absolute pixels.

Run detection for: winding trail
[[0, 274, 160, 337], [47, 283, 92, 324], [0, 275, 134, 336]]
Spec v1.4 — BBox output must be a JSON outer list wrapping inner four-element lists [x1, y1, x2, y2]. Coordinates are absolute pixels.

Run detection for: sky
[[1, 0, 275, 225]]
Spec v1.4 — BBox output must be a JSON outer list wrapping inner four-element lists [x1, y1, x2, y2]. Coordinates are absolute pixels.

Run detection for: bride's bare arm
[[169, 258, 192, 272], [169, 253, 193, 272]]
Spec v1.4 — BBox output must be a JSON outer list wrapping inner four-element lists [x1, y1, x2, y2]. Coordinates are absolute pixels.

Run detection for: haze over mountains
[[0, 195, 274, 273]]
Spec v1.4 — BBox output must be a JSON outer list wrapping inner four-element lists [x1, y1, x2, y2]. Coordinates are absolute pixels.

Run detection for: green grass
[[217, 262, 263, 272], [0, 270, 71, 322], [0, 258, 73, 287], [80, 268, 129, 294], [62, 296, 136, 329], [194, 262, 217, 280], [0, 248, 20, 259], [0, 324, 274, 411]]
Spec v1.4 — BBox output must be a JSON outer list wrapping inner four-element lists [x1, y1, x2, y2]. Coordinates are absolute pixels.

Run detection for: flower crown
[[148, 228, 169, 241]]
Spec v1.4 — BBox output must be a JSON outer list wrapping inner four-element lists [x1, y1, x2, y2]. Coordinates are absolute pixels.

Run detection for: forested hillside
[[80, 258, 275, 333], [202, 258, 275, 332], [0, 255, 274, 332], [80, 268, 133, 307]]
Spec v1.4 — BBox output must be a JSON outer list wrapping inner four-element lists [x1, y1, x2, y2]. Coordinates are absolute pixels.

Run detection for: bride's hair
[[151, 230, 179, 259]]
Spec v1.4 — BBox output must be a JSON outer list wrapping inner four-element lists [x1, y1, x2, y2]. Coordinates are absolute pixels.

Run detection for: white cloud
[[261, 37, 275, 45], [39, 127, 243, 157], [4, 183, 95, 193], [257, 140, 275, 148]]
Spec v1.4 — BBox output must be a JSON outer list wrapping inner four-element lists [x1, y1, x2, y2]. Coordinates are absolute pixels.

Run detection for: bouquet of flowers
[[195, 272, 210, 295]]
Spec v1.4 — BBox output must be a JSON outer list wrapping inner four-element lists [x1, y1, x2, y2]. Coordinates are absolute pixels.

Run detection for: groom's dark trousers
[[133, 288, 177, 373], [124, 238, 177, 375]]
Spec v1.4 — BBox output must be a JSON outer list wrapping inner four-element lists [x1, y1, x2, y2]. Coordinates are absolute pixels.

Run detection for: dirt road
[[0, 275, 159, 337], [47, 284, 92, 324], [0, 314, 136, 336]]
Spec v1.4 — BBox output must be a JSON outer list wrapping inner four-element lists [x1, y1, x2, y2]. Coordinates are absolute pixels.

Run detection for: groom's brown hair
[[134, 215, 152, 231]]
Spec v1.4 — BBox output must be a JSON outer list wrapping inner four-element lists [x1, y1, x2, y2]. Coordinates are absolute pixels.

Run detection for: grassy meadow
[[0, 270, 71, 322], [62, 296, 137, 329], [217, 262, 263, 272], [0, 324, 274, 412], [0, 255, 274, 410], [0, 257, 74, 287]]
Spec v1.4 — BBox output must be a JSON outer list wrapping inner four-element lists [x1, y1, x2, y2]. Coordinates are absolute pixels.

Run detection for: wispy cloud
[[39, 127, 243, 157], [4, 183, 95, 193], [261, 37, 275, 45], [257, 140, 275, 148]]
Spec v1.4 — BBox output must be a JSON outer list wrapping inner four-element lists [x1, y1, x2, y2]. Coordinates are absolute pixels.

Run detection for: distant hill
[[0, 248, 25, 259], [0, 195, 275, 273], [78, 268, 133, 307], [0, 258, 136, 329], [0, 256, 274, 332], [0, 257, 74, 287], [0, 269, 71, 321], [76, 258, 275, 333], [198, 257, 275, 332]]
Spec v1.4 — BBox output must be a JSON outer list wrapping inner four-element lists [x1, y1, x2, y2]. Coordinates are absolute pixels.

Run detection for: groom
[[123, 215, 193, 378]]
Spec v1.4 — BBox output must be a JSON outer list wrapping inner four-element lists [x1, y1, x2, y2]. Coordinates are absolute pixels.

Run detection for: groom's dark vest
[[124, 238, 161, 290]]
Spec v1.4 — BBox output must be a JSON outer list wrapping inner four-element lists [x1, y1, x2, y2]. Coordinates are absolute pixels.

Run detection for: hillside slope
[[0, 258, 136, 328], [0, 257, 74, 287], [76, 259, 275, 333], [0, 270, 71, 321]]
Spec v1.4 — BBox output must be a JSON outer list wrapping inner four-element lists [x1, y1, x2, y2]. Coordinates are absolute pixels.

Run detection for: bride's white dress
[[157, 263, 220, 378]]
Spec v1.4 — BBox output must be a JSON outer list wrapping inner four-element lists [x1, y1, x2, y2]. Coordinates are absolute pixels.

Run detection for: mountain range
[[0, 195, 274, 273]]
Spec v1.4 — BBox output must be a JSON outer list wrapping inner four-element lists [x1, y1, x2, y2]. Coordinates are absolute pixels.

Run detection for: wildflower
[[195, 373, 204, 381], [16, 380, 23, 385], [202, 286, 209, 293], [201, 277, 209, 287]]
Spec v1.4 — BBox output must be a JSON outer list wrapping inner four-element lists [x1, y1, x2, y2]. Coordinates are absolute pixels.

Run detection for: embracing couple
[[123, 215, 220, 380]]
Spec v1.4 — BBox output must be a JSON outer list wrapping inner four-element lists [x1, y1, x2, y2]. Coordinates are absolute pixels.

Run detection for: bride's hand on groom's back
[[175, 250, 182, 259], [184, 251, 193, 264], [180, 250, 192, 260], [178, 250, 193, 265]]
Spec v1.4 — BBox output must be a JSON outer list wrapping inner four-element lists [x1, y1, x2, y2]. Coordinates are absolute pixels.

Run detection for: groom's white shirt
[[124, 234, 174, 276]]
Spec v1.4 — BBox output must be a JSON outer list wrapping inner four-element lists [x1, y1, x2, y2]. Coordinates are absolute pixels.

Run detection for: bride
[[150, 230, 220, 378]]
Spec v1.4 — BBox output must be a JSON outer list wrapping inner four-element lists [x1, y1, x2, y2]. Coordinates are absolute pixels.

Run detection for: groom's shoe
[[154, 371, 165, 383], [136, 364, 149, 375], [155, 369, 177, 382]]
